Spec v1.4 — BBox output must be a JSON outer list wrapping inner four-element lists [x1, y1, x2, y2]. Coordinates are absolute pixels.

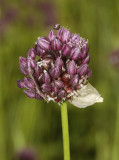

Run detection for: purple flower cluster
[[17, 25, 92, 104]]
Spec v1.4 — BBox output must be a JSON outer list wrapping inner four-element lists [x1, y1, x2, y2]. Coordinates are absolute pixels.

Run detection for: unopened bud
[[51, 38, 62, 51], [55, 80, 64, 88], [67, 60, 76, 75], [61, 28, 71, 43], [61, 44, 71, 56], [24, 89, 36, 98], [70, 47, 80, 60], [48, 30, 56, 41], [38, 37, 50, 50], [77, 64, 88, 76], [50, 66, 61, 79], [43, 71, 51, 84], [70, 74, 79, 87], [82, 54, 90, 64], [17, 80, 25, 88], [27, 48, 36, 59], [55, 57, 63, 68], [41, 83, 51, 92], [19, 57, 28, 75], [24, 77, 35, 89]]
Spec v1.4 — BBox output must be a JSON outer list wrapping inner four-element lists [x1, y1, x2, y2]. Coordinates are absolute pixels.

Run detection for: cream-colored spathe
[[69, 83, 103, 108]]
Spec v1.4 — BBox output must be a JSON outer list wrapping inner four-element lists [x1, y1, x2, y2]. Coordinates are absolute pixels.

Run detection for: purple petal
[[27, 48, 36, 59], [54, 80, 64, 88], [61, 44, 71, 56], [67, 60, 77, 75], [70, 47, 80, 60], [24, 77, 35, 89], [71, 34, 80, 43], [35, 44, 44, 56], [50, 66, 61, 79], [61, 28, 71, 43], [17, 80, 25, 88], [19, 57, 28, 75], [41, 83, 51, 92], [55, 57, 63, 68], [27, 58, 36, 74], [80, 45, 87, 59], [82, 54, 90, 64], [57, 28, 64, 40], [70, 74, 79, 87], [42, 71, 51, 83], [77, 64, 88, 76], [38, 37, 50, 50], [48, 30, 56, 41], [24, 89, 36, 98], [35, 65, 42, 77], [51, 38, 62, 51]]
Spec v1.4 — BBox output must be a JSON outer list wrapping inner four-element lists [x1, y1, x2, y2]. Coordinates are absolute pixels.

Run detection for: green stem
[[61, 102, 70, 160]]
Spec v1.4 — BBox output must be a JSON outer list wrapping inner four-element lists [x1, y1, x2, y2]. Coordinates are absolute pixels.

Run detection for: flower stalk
[[61, 102, 70, 160]]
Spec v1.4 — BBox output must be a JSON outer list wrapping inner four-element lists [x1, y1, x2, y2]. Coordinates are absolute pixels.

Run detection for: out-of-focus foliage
[[0, 0, 119, 160]]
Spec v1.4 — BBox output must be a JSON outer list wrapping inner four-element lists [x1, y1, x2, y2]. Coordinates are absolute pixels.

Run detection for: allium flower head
[[17, 24, 103, 107]]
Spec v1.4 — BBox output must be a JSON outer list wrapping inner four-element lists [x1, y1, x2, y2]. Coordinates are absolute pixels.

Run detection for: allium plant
[[17, 24, 103, 160]]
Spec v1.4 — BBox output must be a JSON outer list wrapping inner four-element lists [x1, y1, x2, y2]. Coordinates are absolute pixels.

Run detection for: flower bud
[[55, 80, 64, 88], [51, 38, 62, 51], [48, 30, 56, 41], [24, 89, 36, 98], [80, 45, 87, 59], [57, 28, 63, 40], [71, 34, 80, 43], [35, 65, 42, 77], [61, 28, 71, 43], [27, 48, 36, 59], [70, 47, 80, 60], [55, 57, 63, 68], [42, 71, 51, 83], [67, 60, 76, 75], [35, 44, 44, 56], [19, 57, 28, 75], [17, 80, 25, 88], [30, 59, 36, 68], [61, 44, 71, 56], [24, 77, 35, 89], [70, 74, 79, 87], [27, 58, 36, 75], [82, 54, 90, 64], [41, 83, 51, 92], [77, 64, 88, 76], [50, 66, 61, 79], [38, 37, 50, 50]]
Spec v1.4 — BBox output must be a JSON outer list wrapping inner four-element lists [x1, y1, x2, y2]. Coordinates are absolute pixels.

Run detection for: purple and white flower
[[17, 24, 103, 107]]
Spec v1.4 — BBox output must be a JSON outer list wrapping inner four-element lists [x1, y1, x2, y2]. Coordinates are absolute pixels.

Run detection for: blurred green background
[[0, 0, 119, 159]]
